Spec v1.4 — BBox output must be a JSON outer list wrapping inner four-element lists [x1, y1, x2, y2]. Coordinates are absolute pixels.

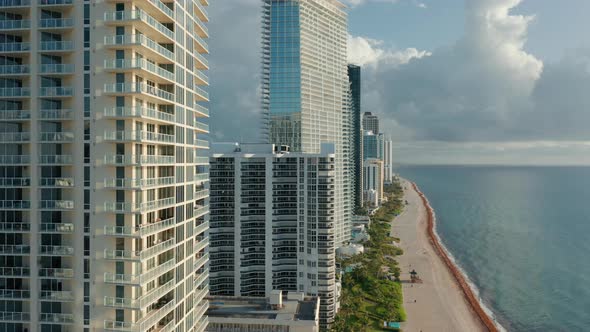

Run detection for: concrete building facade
[[0, 1, 211, 331], [209, 143, 338, 329], [363, 158, 384, 207], [347, 64, 362, 210]]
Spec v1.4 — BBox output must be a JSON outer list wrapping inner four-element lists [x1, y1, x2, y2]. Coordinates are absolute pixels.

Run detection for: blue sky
[[209, 0, 590, 165]]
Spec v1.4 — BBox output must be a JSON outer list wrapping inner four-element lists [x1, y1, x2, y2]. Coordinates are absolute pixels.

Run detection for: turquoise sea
[[397, 166, 590, 332]]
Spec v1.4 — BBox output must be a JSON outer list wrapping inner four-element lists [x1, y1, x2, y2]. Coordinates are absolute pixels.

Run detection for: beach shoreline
[[391, 178, 493, 332], [411, 181, 499, 332]]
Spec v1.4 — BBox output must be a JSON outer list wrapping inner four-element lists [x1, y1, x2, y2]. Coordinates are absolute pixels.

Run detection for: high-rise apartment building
[[0, 1, 210, 331], [262, 0, 351, 248], [347, 64, 362, 210], [383, 138, 393, 183], [363, 158, 384, 207], [209, 143, 338, 329], [362, 112, 379, 135], [363, 131, 384, 160]]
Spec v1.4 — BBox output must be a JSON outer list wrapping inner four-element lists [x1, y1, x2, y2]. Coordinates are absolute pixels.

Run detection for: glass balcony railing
[[0, 87, 30, 97], [0, 267, 30, 277], [0, 65, 29, 75], [193, 103, 209, 117], [39, 86, 73, 97], [0, 42, 30, 52], [0, 155, 29, 164], [194, 69, 208, 84], [40, 177, 74, 187], [0, 132, 30, 142], [103, 130, 174, 143], [39, 18, 74, 29], [39, 245, 74, 255], [141, 238, 174, 260], [194, 173, 209, 182], [193, 85, 209, 100], [39, 155, 72, 164], [39, 131, 74, 142], [103, 106, 175, 123], [0, 177, 30, 186], [195, 139, 209, 149], [104, 259, 174, 286], [146, 0, 174, 19], [40, 40, 74, 51], [194, 221, 209, 236], [193, 205, 209, 218], [104, 248, 140, 260], [0, 109, 30, 120], [40, 223, 74, 233], [104, 34, 174, 61], [39, 108, 73, 120], [0, 200, 30, 209], [104, 10, 174, 40], [195, 121, 209, 132], [104, 217, 175, 237], [194, 156, 208, 165], [103, 154, 175, 165], [104, 58, 174, 81], [194, 189, 209, 201], [39, 63, 74, 74], [0, 19, 30, 30], [0, 0, 31, 7], [103, 176, 175, 189], [39, 200, 74, 210], [0, 223, 30, 232], [39, 313, 74, 324], [38, 268, 74, 278], [40, 290, 73, 301], [193, 50, 208, 68], [0, 311, 30, 322], [0, 244, 30, 254], [103, 83, 174, 102], [104, 320, 134, 331], [38, 0, 74, 6]]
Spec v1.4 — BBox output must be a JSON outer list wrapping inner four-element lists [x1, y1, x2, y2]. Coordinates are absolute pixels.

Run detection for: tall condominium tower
[[209, 143, 338, 329], [362, 112, 379, 135], [363, 131, 384, 160], [0, 1, 210, 331], [347, 64, 362, 210], [262, 0, 351, 247], [383, 138, 394, 183]]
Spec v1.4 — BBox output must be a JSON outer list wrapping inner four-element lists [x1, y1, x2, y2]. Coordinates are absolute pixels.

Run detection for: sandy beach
[[390, 179, 488, 332]]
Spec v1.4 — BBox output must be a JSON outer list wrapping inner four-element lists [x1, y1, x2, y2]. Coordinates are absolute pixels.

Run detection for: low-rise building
[[206, 291, 320, 332]]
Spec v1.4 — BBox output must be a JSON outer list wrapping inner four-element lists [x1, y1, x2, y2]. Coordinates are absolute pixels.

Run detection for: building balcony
[[193, 103, 209, 117], [194, 205, 209, 218], [195, 156, 208, 165], [194, 1, 208, 23], [0, 200, 30, 210], [39, 86, 73, 97], [0, 222, 30, 233], [40, 177, 74, 187], [39, 64, 74, 75], [142, 0, 175, 22], [0, 0, 31, 8], [39, 313, 74, 324], [0, 289, 30, 299], [193, 233, 208, 252], [104, 59, 174, 83], [39, 108, 73, 120], [40, 223, 74, 233], [138, 298, 175, 331], [40, 290, 73, 301], [39, 131, 74, 142], [104, 248, 140, 261], [194, 173, 209, 183], [193, 85, 208, 101], [104, 10, 174, 42], [104, 320, 134, 332], [103, 130, 175, 144], [39, 18, 74, 29], [0, 109, 30, 120], [195, 139, 209, 149], [141, 238, 175, 260], [0, 19, 30, 31], [0, 132, 29, 142], [39, 268, 74, 278], [194, 188, 209, 201], [38, 0, 74, 7], [104, 34, 174, 63], [194, 69, 208, 85], [39, 245, 74, 256], [104, 259, 174, 286], [39, 200, 74, 210], [39, 155, 73, 165], [193, 15, 208, 38], [0, 42, 30, 53], [193, 253, 208, 271], [0, 65, 29, 76], [104, 216, 175, 238], [0, 245, 30, 255], [0, 311, 30, 322], [193, 50, 208, 70], [0, 177, 30, 186], [103, 106, 175, 124], [0, 87, 30, 98], [193, 33, 208, 54], [102, 154, 175, 166], [103, 83, 174, 103], [0, 267, 30, 277], [40, 40, 74, 52], [103, 176, 175, 189]]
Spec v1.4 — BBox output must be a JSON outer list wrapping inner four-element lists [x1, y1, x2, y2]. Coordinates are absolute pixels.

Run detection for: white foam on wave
[[424, 194, 508, 332]]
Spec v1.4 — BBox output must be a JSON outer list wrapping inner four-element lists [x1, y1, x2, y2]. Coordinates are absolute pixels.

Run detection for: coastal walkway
[[390, 179, 486, 332]]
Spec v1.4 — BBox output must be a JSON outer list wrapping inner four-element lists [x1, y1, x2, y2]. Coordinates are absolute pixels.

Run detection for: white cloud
[[348, 35, 431, 67], [344, 0, 399, 7]]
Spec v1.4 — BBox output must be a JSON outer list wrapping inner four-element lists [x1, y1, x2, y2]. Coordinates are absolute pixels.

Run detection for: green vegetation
[[332, 181, 406, 332]]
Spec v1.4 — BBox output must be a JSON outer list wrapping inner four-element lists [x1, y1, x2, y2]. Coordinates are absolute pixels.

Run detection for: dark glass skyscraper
[[348, 64, 363, 209]]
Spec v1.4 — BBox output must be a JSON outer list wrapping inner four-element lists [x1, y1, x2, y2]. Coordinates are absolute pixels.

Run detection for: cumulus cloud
[[348, 35, 431, 67]]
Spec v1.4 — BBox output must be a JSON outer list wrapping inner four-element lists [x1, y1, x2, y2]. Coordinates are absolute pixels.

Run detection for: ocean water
[[397, 165, 590, 332]]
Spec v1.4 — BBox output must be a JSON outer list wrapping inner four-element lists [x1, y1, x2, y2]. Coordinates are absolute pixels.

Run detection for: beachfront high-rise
[[348, 64, 363, 210], [209, 143, 338, 330], [383, 138, 394, 183], [0, 1, 210, 331], [362, 112, 379, 135], [262, 0, 351, 248]]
